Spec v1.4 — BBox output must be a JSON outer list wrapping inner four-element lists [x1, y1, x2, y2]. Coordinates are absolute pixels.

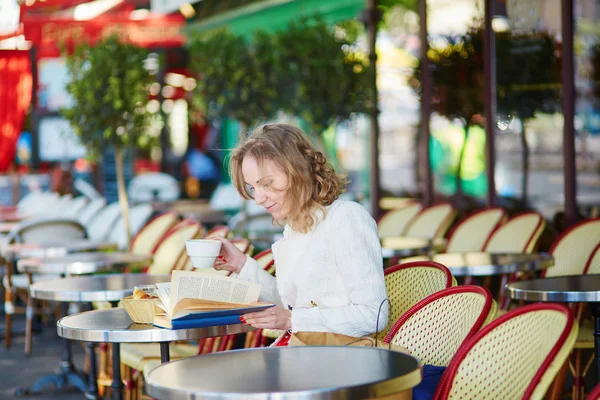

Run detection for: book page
[[170, 270, 262, 313], [154, 282, 171, 313]]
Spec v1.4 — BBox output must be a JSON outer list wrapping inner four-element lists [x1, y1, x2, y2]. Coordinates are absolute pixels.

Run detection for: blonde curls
[[229, 123, 347, 233]]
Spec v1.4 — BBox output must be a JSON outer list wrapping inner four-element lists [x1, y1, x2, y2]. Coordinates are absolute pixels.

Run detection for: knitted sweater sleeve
[[291, 202, 388, 337], [235, 255, 283, 307]]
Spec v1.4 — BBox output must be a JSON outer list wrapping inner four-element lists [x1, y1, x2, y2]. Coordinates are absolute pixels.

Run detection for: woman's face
[[242, 156, 290, 220]]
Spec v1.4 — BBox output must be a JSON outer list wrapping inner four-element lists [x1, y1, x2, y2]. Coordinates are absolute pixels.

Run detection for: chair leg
[[25, 274, 35, 356], [4, 289, 13, 348], [546, 357, 570, 400], [571, 350, 582, 400]]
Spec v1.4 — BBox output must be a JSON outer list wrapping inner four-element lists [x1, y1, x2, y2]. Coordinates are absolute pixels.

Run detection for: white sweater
[[236, 200, 388, 337]]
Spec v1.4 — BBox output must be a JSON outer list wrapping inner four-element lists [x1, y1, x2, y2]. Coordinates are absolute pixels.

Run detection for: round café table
[[21, 274, 170, 399], [507, 274, 600, 383], [145, 346, 422, 400], [17, 252, 151, 275], [14, 255, 151, 399], [58, 308, 253, 400], [430, 252, 554, 276], [1, 239, 118, 261]]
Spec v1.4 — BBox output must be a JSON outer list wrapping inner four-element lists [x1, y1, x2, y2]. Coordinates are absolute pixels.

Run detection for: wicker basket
[[120, 296, 160, 324]]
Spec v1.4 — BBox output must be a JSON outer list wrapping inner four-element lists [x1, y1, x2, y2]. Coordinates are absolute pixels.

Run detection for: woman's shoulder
[[326, 200, 373, 222]]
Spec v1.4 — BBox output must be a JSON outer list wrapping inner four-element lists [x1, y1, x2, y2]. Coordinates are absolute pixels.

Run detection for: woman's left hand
[[241, 305, 291, 330]]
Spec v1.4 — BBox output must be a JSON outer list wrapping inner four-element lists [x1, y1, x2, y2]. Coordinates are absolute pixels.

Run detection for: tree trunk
[[115, 147, 132, 247], [520, 118, 530, 205], [455, 123, 470, 198]]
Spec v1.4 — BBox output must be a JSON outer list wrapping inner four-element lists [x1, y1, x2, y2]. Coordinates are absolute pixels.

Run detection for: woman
[[212, 123, 387, 338]]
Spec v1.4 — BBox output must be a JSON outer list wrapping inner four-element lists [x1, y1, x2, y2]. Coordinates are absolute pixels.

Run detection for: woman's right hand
[[209, 235, 247, 274]]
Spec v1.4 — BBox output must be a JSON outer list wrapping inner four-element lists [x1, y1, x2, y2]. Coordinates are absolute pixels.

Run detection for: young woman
[[211, 123, 387, 338]]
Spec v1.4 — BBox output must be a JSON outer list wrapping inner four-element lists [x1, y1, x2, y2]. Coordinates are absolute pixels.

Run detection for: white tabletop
[[145, 346, 421, 400], [31, 273, 170, 302], [57, 308, 252, 343]]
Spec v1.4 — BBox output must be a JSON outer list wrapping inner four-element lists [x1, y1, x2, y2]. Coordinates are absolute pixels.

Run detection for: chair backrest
[[203, 225, 231, 239], [130, 212, 179, 256], [404, 203, 456, 239], [86, 202, 122, 242], [78, 197, 107, 226], [13, 218, 87, 243], [434, 303, 578, 400], [108, 203, 154, 250], [60, 196, 89, 219], [147, 220, 203, 275], [445, 208, 506, 253], [483, 211, 545, 253], [377, 203, 422, 238], [544, 218, 600, 277], [380, 261, 456, 340], [254, 248, 275, 275], [585, 244, 600, 275], [385, 285, 495, 367], [128, 172, 181, 203], [231, 238, 254, 256]]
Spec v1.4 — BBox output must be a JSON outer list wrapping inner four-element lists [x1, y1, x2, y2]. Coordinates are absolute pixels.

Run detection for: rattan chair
[[129, 212, 179, 257], [145, 219, 203, 275], [203, 225, 232, 239], [384, 285, 496, 367], [2, 218, 87, 354], [377, 203, 422, 238], [544, 218, 600, 278], [483, 211, 546, 254], [445, 208, 506, 253], [587, 383, 600, 400], [569, 240, 600, 400], [231, 237, 254, 257], [378, 261, 456, 341], [254, 248, 275, 275], [434, 303, 578, 400], [404, 203, 456, 240]]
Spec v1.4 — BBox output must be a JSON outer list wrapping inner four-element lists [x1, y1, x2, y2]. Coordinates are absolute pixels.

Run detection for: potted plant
[[61, 34, 158, 243]]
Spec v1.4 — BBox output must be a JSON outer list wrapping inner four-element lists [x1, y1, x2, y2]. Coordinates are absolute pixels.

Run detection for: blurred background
[[0, 0, 598, 229]]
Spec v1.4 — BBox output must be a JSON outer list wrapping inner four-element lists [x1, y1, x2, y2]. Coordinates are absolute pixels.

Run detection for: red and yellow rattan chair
[[253, 248, 275, 276], [129, 212, 179, 257], [231, 237, 254, 257], [377, 202, 422, 239], [483, 211, 546, 254], [544, 218, 600, 278], [146, 219, 204, 275], [569, 241, 600, 400], [444, 207, 507, 253], [203, 225, 232, 239], [378, 261, 456, 341], [483, 211, 546, 309], [434, 303, 578, 400], [384, 285, 495, 367], [404, 202, 456, 240], [587, 383, 600, 400]]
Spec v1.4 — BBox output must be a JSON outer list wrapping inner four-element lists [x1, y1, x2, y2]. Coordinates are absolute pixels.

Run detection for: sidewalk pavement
[[0, 314, 84, 399]]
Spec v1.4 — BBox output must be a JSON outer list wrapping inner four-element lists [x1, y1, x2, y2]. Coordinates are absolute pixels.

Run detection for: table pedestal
[[15, 303, 95, 398], [15, 338, 88, 396]]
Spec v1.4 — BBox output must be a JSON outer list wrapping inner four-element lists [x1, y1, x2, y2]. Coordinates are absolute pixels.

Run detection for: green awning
[[185, 0, 365, 37]]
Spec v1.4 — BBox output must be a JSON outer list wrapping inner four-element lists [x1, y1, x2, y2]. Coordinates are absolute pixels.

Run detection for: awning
[[185, 0, 365, 37]]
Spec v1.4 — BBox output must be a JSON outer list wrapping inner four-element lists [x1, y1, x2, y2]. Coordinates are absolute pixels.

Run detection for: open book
[[153, 270, 274, 329]]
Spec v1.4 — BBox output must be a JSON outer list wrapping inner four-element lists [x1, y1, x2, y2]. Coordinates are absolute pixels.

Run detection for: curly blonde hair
[[229, 123, 347, 233]]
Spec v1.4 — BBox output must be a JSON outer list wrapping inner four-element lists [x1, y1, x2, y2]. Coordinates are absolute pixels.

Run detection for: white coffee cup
[[185, 239, 222, 268]]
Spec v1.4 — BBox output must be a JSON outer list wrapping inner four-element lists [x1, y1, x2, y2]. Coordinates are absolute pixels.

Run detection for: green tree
[[409, 30, 484, 197], [61, 35, 157, 243], [409, 27, 559, 202], [187, 16, 371, 138]]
